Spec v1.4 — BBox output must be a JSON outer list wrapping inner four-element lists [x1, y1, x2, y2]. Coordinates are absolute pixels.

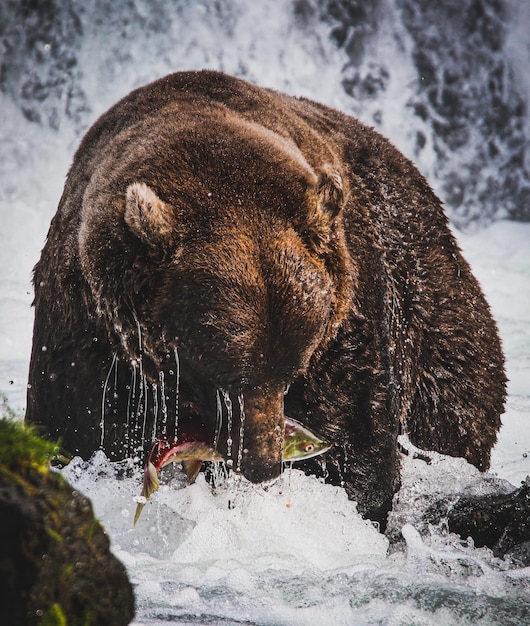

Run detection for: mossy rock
[[0, 419, 135, 625]]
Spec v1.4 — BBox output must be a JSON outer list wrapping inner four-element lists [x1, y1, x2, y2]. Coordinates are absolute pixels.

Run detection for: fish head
[[283, 416, 331, 462], [147, 439, 178, 472]]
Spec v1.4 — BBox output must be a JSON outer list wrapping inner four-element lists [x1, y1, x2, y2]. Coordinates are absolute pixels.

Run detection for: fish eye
[[304, 444, 315, 452]]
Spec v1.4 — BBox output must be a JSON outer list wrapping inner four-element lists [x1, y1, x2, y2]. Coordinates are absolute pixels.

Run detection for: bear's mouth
[[152, 354, 276, 482], [134, 406, 330, 524], [174, 384, 277, 481], [143, 389, 330, 488], [152, 352, 323, 484]]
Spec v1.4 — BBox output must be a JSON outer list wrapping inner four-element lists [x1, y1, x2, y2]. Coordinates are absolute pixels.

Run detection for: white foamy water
[[60, 443, 530, 626]]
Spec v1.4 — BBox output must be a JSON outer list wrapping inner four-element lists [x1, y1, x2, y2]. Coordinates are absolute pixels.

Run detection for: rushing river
[[1, 1, 530, 623]]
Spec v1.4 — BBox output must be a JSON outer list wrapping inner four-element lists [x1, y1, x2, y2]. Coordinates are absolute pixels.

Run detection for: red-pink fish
[[134, 439, 223, 524], [133, 416, 330, 524]]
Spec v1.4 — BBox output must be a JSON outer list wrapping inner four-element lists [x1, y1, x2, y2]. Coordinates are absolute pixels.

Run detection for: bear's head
[[78, 111, 354, 482]]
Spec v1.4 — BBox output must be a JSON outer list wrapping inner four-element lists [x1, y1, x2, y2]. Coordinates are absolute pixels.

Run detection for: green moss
[[62, 563, 75, 580], [39, 601, 93, 626], [41, 603, 67, 626], [84, 516, 100, 542], [45, 527, 64, 544], [0, 418, 65, 474]]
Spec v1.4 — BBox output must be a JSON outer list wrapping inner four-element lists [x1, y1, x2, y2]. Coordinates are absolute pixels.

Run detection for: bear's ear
[[316, 167, 345, 219], [124, 182, 174, 245]]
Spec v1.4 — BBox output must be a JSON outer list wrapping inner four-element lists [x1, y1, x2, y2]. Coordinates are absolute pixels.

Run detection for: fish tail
[[143, 461, 160, 498], [133, 501, 145, 526], [182, 459, 203, 483], [133, 461, 160, 525]]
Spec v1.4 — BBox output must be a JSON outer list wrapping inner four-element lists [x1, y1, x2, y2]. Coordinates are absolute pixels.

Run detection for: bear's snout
[[235, 384, 285, 484], [241, 461, 282, 484]]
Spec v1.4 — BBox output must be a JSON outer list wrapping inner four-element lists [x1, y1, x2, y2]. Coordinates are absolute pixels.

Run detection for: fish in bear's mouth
[[133, 414, 330, 524]]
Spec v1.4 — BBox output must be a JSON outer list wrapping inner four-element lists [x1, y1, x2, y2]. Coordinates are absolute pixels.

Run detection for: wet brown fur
[[26, 71, 506, 525]]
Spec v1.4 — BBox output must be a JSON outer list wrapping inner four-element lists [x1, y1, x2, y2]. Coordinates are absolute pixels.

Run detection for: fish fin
[[133, 501, 146, 526], [182, 460, 203, 484], [143, 461, 160, 498], [133, 462, 160, 525]]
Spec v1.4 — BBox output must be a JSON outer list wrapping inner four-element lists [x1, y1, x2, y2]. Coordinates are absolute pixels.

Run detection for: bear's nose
[[233, 383, 285, 484], [241, 460, 282, 484]]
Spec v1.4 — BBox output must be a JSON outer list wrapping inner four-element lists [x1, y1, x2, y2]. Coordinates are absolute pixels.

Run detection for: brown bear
[[26, 70, 506, 526]]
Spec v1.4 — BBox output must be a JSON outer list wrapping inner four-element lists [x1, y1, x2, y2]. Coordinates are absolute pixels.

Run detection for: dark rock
[[428, 477, 530, 565], [0, 419, 135, 625]]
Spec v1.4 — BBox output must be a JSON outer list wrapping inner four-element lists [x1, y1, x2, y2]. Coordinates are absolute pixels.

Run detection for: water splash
[[138, 373, 149, 454], [151, 381, 159, 443], [213, 389, 223, 451], [57, 437, 530, 626], [159, 370, 167, 436], [134, 318, 149, 454], [100, 351, 118, 449], [173, 346, 180, 437], [236, 393, 245, 473], [222, 390, 234, 469], [127, 359, 137, 454]]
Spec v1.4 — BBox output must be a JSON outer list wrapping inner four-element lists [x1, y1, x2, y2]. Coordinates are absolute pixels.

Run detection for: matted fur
[[26, 71, 506, 524]]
